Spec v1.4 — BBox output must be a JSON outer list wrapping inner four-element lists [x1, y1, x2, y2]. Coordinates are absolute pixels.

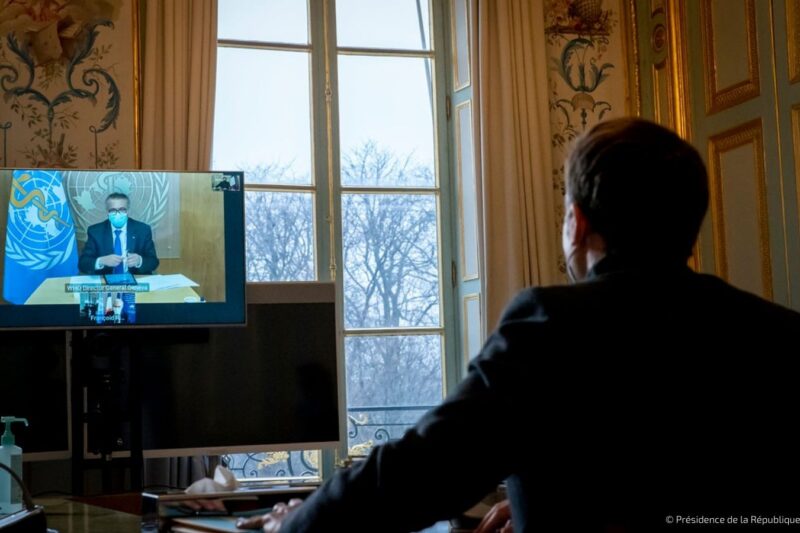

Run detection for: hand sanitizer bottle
[[0, 417, 28, 515]]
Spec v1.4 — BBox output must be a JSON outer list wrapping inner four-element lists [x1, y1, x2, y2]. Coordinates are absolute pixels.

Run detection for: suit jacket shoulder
[[87, 220, 108, 235], [497, 269, 800, 334], [126, 218, 151, 234]]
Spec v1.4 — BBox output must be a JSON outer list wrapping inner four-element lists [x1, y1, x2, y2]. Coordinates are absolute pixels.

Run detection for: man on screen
[[78, 192, 159, 275]]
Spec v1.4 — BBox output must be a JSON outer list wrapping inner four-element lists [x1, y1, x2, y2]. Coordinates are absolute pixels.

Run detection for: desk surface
[[35, 497, 454, 532], [38, 498, 141, 533], [25, 277, 200, 305]]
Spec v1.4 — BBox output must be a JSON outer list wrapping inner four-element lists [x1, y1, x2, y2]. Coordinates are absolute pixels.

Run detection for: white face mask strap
[[566, 247, 579, 284]]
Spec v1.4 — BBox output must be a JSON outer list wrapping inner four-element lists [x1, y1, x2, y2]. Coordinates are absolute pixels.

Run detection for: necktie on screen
[[113, 229, 124, 274]]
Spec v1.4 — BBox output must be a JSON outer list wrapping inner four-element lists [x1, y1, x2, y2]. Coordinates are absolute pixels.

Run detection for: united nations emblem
[[6, 170, 76, 271], [65, 171, 170, 242]]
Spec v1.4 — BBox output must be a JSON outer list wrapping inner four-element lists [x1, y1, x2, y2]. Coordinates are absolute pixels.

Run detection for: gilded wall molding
[[649, 6, 669, 124], [132, 0, 141, 168], [667, 0, 701, 270], [700, 0, 760, 114], [667, 0, 691, 139], [793, 105, 800, 242], [647, 1, 691, 136], [789, 0, 800, 84], [650, 1, 700, 269], [707, 119, 772, 298], [622, 0, 642, 115], [651, 64, 673, 125]]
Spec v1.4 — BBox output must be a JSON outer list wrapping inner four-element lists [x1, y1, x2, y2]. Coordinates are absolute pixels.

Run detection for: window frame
[[215, 0, 459, 469]]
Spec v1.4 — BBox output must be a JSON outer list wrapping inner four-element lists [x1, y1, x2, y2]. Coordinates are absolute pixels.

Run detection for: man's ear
[[567, 202, 590, 247]]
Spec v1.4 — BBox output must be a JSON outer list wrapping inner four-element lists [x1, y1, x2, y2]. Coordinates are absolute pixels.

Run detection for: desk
[[25, 277, 200, 305], [34, 497, 455, 532], [37, 498, 141, 533]]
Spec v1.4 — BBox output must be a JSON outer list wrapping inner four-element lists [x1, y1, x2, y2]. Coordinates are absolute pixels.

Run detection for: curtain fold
[[474, 0, 558, 328], [139, 0, 218, 488], [140, 0, 217, 171], [143, 456, 217, 490]]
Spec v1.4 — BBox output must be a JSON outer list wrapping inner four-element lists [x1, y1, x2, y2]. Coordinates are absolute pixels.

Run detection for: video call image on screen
[[0, 169, 245, 328]]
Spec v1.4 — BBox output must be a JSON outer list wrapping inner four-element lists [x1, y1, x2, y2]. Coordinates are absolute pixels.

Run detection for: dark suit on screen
[[78, 218, 159, 275], [281, 255, 800, 533]]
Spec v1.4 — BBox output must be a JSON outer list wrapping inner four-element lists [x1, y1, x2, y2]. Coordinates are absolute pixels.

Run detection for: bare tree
[[340, 142, 442, 439], [241, 144, 443, 449], [341, 141, 440, 330], [244, 164, 315, 281]]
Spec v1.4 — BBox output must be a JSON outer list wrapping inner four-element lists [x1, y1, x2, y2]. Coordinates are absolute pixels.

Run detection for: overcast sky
[[211, 0, 435, 180]]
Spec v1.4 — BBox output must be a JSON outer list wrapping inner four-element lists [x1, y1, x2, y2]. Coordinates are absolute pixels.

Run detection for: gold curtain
[[140, 0, 217, 170], [474, 0, 559, 328]]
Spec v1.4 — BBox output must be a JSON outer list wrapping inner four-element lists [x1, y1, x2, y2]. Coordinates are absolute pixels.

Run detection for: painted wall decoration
[[544, 0, 637, 274], [0, 0, 138, 169]]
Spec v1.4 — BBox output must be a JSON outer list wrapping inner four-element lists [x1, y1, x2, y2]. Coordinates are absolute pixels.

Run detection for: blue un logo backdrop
[[4, 170, 79, 304]]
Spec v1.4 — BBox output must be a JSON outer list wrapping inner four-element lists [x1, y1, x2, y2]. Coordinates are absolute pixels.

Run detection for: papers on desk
[[171, 516, 248, 532], [70, 275, 103, 284], [138, 274, 199, 291], [171, 512, 273, 532]]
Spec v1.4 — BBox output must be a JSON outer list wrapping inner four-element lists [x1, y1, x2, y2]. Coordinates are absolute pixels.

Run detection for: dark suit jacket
[[282, 256, 800, 533], [78, 218, 159, 274]]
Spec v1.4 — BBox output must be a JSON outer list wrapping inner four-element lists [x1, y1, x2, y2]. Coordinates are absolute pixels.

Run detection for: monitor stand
[[70, 329, 143, 495]]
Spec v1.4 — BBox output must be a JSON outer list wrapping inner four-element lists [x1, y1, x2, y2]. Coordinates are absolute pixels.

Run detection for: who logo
[[3, 170, 78, 304]]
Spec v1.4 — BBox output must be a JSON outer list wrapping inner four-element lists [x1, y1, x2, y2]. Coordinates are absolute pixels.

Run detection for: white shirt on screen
[[93, 222, 143, 270]]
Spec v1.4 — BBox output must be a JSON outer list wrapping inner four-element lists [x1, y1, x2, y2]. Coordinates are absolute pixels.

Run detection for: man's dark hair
[[566, 118, 709, 261], [106, 192, 130, 203]]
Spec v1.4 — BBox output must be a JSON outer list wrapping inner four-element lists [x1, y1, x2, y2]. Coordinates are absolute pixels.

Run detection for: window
[[213, 0, 453, 473]]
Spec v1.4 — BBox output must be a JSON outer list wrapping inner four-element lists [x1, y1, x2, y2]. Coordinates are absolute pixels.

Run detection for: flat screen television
[[0, 169, 245, 328]]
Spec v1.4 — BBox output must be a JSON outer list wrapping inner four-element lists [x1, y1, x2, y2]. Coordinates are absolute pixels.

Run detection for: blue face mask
[[109, 212, 127, 228]]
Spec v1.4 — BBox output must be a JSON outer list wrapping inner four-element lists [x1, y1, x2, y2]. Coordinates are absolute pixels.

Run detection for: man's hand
[[126, 253, 142, 268], [473, 499, 513, 533], [99, 254, 124, 268], [236, 498, 303, 532]]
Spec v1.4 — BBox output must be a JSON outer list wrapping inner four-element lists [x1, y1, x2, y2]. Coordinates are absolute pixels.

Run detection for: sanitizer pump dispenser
[[0, 417, 28, 515]]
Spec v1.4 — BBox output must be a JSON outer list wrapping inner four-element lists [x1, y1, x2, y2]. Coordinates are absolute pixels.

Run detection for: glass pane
[[336, 0, 431, 50], [338, 56, 435, 187], [218, 0, 308, 44], [345, 334, 443, 452], [213, 48, 312, 186], [245, 191, 315, 281], [342, 193, 440, 328]]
